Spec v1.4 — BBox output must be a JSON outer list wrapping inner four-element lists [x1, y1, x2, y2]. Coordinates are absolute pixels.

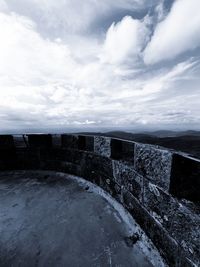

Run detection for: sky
[[0, 0, 200, 132]]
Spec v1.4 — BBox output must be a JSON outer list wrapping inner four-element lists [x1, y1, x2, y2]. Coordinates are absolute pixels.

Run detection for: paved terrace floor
[[0, 171, 166, 267]]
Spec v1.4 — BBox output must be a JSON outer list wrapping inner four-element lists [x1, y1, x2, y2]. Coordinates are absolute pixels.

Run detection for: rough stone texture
[[0, 171, 161, 267], [40, 148, 67, 161], [83, 153, 113, 184], [40, 148, 86, 166], [143, 179, 179, 229], [61, 134, 78, 149], [122, 190, 180, 267], [0, 134, 199, 267], [112, 160, 143, 202], [78, 135, 94, 151], [0, 135, 16, 170], [94, 136, 111, 157], [28, 134, 52, 148], [52, 134, 61, 147], [0, 135, 15, 148], [170, 153, 200, 202], [169, 204, 200, 266], [15, 148, 40, 169], [40, 160, 81, 176], [111, 138, 135, 163], [135, 143, 172, 191], [13, 135, 28, 148]]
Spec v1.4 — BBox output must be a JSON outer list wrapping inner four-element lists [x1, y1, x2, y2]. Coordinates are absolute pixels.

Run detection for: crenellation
[[111, 138, 135, 163], [78, 135, 94, 152], [94, 136, 111, 157], [134, 143, 172, 191], [0, 133, 199, 267], [61, 134, 78, 149], [170, 153, 200, 202]]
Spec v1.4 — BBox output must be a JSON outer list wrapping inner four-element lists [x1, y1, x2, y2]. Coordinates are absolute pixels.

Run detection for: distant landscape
[[81, 130, 200, 159]]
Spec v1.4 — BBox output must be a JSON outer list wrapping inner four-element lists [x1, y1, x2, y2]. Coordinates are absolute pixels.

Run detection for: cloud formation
[[0, 0, 200, 131], [144, 0, 200, 64], [102, 16, 150, 64]]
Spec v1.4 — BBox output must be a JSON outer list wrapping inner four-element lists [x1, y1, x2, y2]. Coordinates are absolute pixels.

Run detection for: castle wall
[[0, 134, 199, 267]]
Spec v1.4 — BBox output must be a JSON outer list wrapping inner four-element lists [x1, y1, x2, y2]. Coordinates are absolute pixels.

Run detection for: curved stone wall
[[0, 134, 199, 267]]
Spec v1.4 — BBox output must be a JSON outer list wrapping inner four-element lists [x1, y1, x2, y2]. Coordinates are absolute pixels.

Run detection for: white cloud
[[4, 0, 151, 35], [0, 1, 200, 131], [0, 0, 8, 11], [0, 12, 77, 86], [101, 16, 150, 64], [144, 0, 200, 64]]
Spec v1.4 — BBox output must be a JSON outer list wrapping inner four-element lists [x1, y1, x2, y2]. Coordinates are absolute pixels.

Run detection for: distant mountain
[[103, 131, 200, 159]]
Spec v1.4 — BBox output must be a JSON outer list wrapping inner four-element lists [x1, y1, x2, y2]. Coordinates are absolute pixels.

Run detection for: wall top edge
[[0, 133, 199, 162]]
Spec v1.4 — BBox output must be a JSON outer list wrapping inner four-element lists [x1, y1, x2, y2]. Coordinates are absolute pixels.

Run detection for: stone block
[[61, 134, 78, 149], [0, 135, 15, 148], [28, 134, 52, 148], [94, 136, 111, 157], [111, 138, 135, 163], [16, 148, 40, 169], [40, 160, 81, 176], [169, 204, 200, 266], [13, 135, 27, 148], [143, 179, 179, 229], [0, 135, 16, 168], [179, 255, 198, 267], [52, 134, 61, 147], [62, 149, 86, 165], [40, 160, 61, 171], [81, 153, 113, 186], [122, 190, 180, 267], [135, 143, 172, 191], [78, 135, 94, 151], [170, 153, 200, 202], [112, 160, 143, 202]]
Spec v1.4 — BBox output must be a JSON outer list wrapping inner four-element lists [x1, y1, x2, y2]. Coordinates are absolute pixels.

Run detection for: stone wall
[[0, 134, 199, 267]]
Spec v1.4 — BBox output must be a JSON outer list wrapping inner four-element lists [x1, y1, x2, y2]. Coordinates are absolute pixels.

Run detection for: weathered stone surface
[[94, 136, 111, 157], [28, 134, 52, 148], [16, 148, 40, 169], [40, 148, 86, 166], [179, 255, 198, 267], [78, 135, 94, 152], [0, 171, 164, 267], [0, 133, 199, 267], [0, 147, 16, 162], [83, 153, 113, 182], [40, 148, 66, 161], [0, 135, 16, 169], [0, 135, 15, 148], [112, 160, 143, 202], [40, 159, 62, 171], [135, 143, 172, 191], [143, 179, 179, 229], [122, 190, 180, 267], [13, 135, 27, 148], [169, 204, 200, 266], [170, 153, 200, 202], [40, 160, 81, 176], [61, 134, 78, 149], [63, 149, 86, 165], [111, 138, 135, 163], [52, 134, 61, 147]]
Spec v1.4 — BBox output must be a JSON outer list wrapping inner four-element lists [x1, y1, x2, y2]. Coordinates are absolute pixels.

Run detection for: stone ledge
[[0, 133, 199, 267]]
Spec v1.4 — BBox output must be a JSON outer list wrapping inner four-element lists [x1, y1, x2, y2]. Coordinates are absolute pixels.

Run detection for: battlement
[[0, 134, 199, 266]]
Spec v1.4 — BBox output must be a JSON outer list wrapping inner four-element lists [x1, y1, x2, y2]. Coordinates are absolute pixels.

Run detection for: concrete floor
[[0, 171, 166, 267]]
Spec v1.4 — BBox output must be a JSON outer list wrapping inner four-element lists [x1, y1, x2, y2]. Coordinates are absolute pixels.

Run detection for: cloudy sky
[[0, 0, 200, 132]]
